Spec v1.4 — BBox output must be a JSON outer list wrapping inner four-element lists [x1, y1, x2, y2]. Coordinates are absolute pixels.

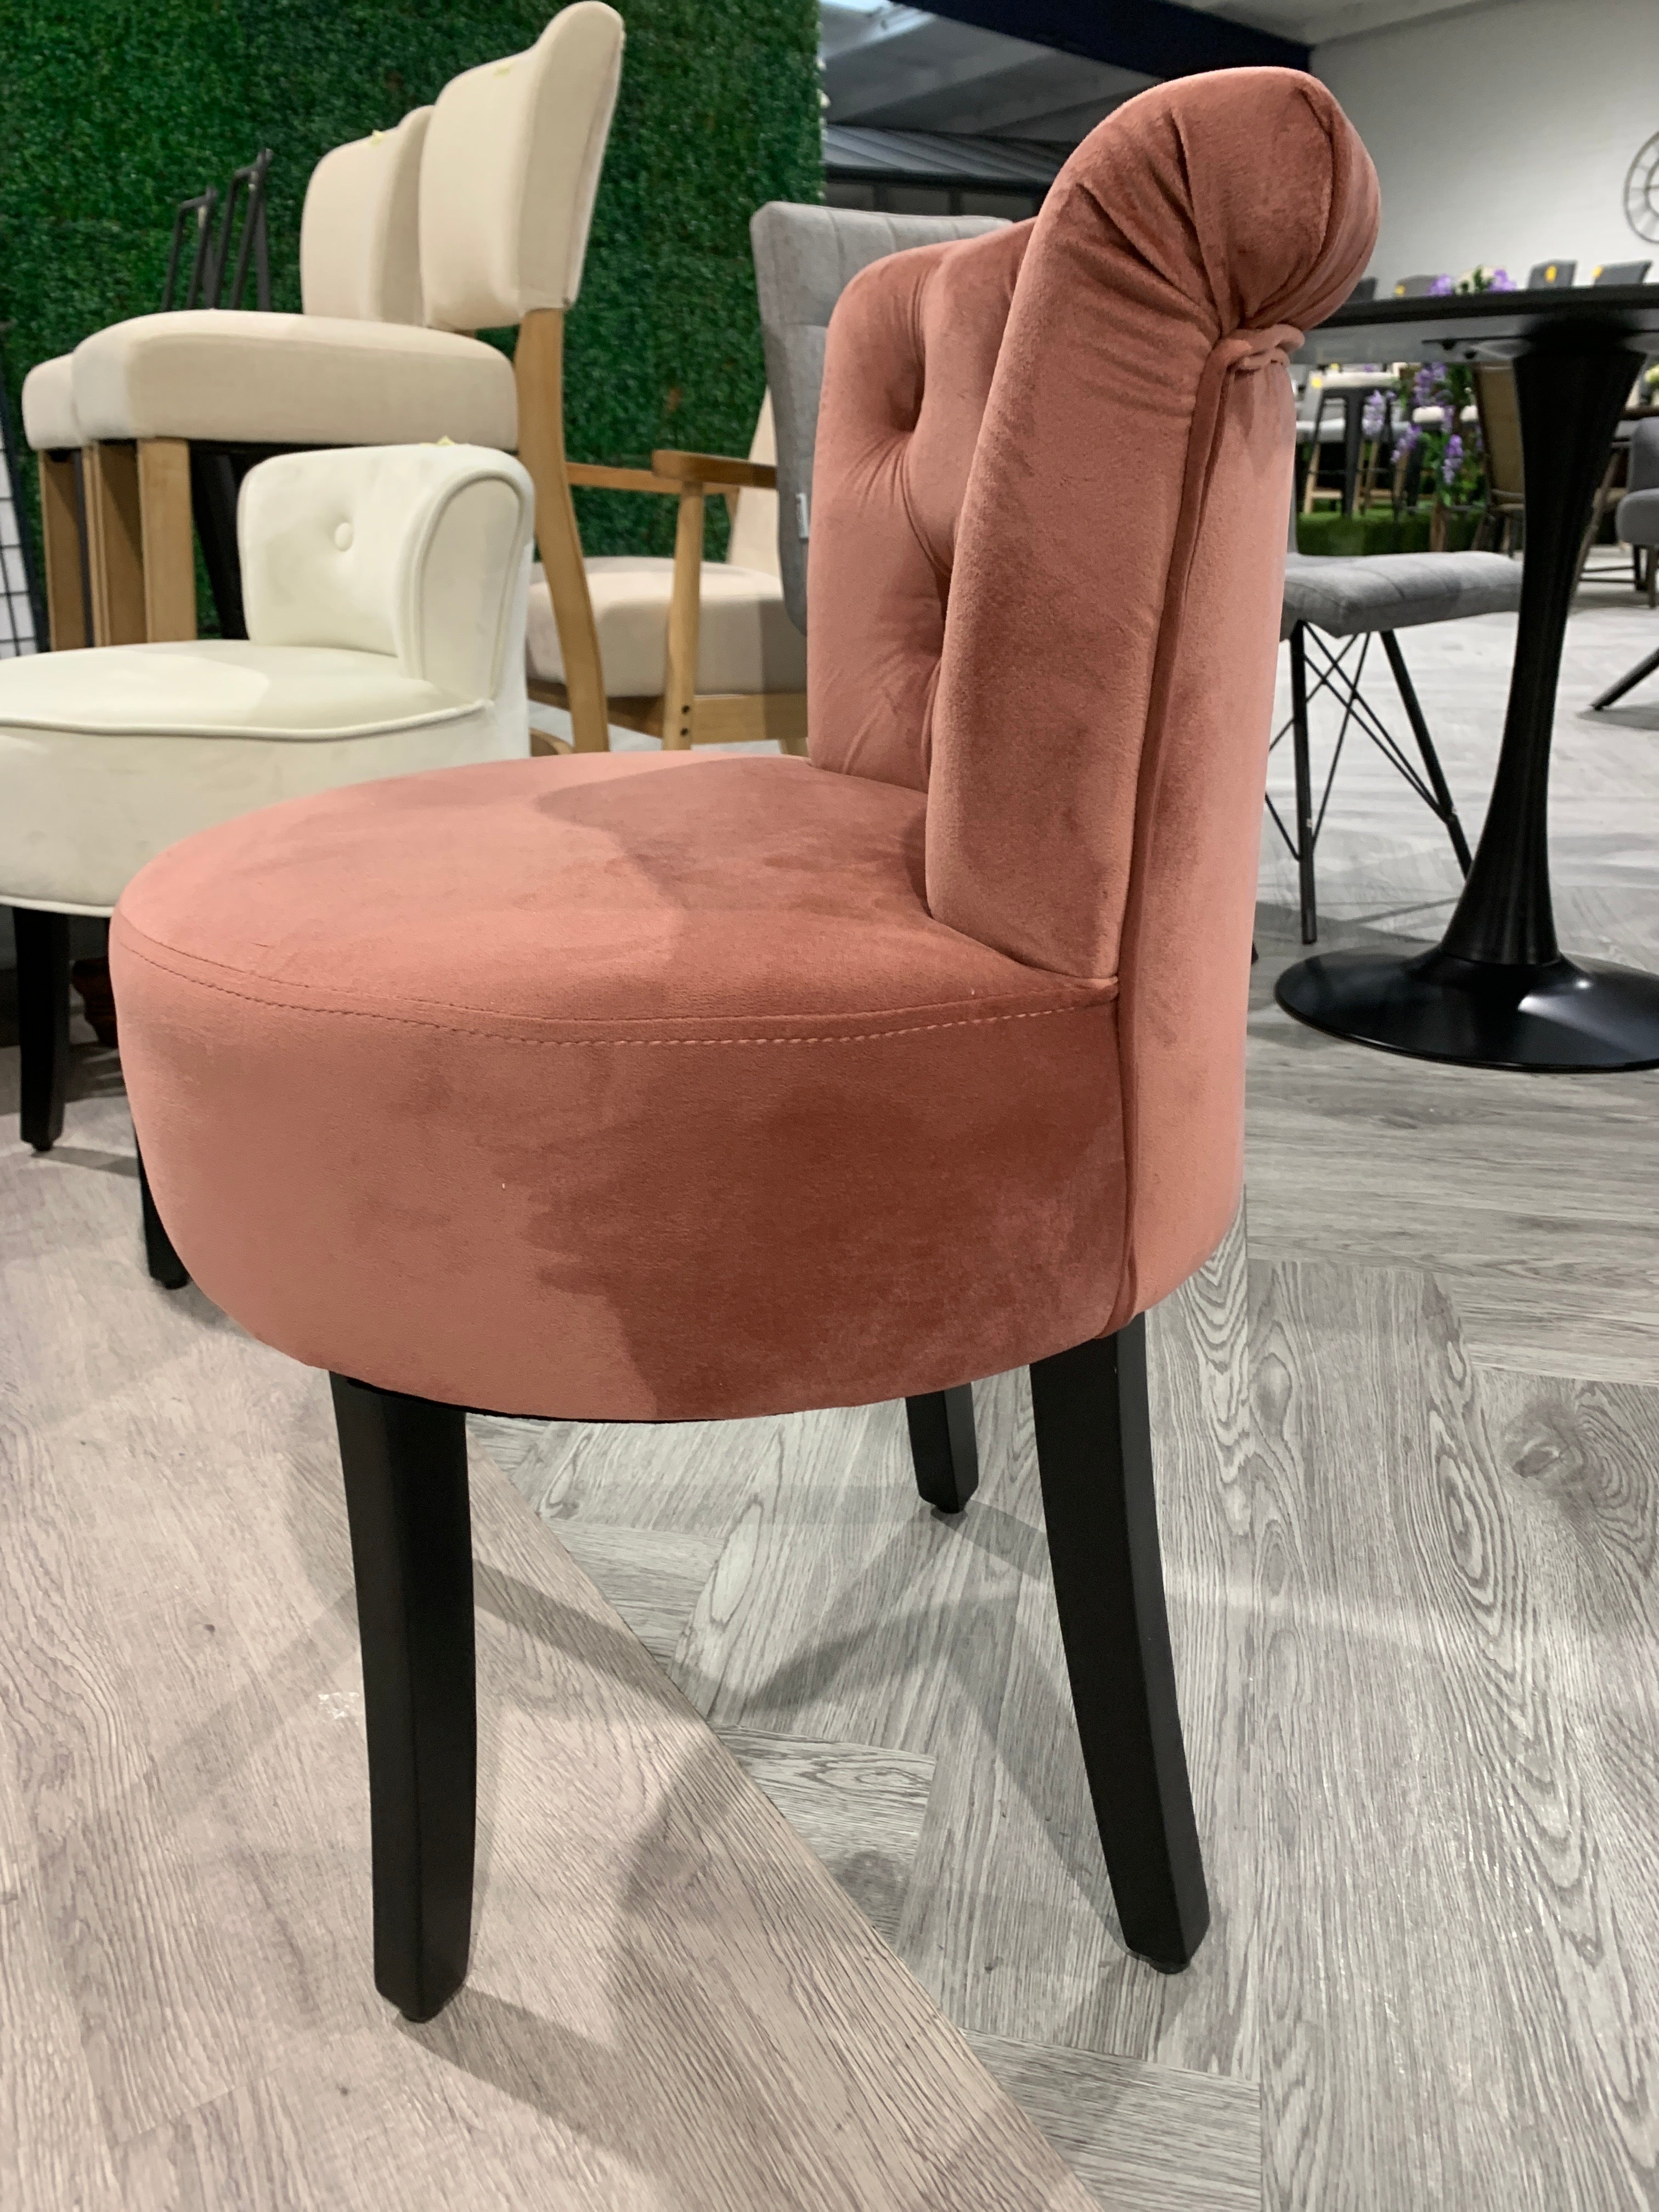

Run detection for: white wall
[[1314, 0, 1658, 291]]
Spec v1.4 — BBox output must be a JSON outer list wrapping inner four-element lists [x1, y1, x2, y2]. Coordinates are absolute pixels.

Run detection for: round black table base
[[1275, 945, 1659, 1073]]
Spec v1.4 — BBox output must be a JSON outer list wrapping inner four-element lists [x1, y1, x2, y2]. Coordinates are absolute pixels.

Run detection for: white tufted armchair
[[1, 440, 534, 1156]]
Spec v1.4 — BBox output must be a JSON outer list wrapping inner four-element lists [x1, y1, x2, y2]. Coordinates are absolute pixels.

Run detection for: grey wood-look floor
[[4, 574, 1658, 2208], [509, 579, 1659, 2208]]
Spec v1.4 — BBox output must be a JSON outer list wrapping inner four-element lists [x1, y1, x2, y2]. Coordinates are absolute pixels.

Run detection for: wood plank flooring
[[5, 573, 1659, 2207], [501, 581, 1659, 2206]]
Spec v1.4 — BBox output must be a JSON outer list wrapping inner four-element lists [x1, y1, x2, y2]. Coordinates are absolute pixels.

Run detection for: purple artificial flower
[[1441, 433, 1464, 487], [1394, 421, 1420, 459], [1430, 273, 1454, 295], [1413, 364, 1440, 405], [1362, 390, 1387, 438], [1488, 267, 1516, 291]]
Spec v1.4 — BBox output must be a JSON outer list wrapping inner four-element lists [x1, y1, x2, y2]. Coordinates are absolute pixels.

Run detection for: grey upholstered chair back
[[749, 203, 1008, 631], [1618, 417, 1659, 561], [1593, 261, 1652, 286]]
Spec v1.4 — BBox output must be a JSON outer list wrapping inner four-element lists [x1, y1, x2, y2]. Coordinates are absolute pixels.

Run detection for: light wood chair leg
[[662, 482, 705, 751], [37, 453, 89, 650], [514, 308, 610, 754], [84, 443, 147, 646], [137, 439, 196, 641]]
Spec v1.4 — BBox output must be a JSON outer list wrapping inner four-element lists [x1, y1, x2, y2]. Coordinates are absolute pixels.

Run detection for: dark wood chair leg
[[1289, 624, 1318, 945], [906, 1384, 979, 1513], [136, 1142, 190, 1289], [14, 906, 71, 1152], [1028, 1317, 1210, 1973], [329, 1374, 476, 2022]]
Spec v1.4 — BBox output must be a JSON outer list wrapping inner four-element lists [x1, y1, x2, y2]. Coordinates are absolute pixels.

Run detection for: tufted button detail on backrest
[[418, 2, 624, 333], [239, 444, 535, 703], [807, 223, 1032, 792], [750, 204, 1012, 630]]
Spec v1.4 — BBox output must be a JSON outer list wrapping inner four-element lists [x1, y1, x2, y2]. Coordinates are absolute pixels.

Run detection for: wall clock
[[1627, 131, 1659, 244]]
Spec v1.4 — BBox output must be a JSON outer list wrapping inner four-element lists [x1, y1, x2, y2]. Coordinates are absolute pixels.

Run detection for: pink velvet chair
[[111, 70, 1377, 2022]]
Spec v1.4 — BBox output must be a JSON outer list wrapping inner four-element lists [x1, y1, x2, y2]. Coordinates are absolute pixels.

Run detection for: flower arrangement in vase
[[1390, 268, 1515, 545]]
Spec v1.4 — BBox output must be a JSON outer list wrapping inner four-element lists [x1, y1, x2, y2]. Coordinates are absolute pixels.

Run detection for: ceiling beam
[[916, 1, 1311, 79]]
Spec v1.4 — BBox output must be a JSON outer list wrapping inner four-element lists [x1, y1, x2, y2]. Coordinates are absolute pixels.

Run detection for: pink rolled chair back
[[808, 67, 1378, 1324]]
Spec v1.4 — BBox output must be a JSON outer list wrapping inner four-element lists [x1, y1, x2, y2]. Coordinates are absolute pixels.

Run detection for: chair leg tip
[[387, 1967, 467, 2023], [1130, 1944, 1197, 1976]]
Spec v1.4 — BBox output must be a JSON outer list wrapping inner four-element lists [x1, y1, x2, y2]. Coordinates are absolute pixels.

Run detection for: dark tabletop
[[1296, 283, 1659, 365]]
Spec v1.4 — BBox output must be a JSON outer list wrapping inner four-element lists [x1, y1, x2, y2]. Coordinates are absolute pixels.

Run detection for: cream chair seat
[[72, 311, 516, 450], [526, 555, 808, 698], [21, 354, 80, 452], [3, 441, 533, 1152]]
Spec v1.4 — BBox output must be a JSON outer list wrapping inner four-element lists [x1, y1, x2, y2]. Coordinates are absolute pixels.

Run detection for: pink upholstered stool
[[112, 69, 1377, 2022]]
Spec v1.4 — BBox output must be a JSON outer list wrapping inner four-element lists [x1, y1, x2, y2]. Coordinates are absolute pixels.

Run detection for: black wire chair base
[[1590, 639, 1659, 712], [1267, 622, 1472, 945]]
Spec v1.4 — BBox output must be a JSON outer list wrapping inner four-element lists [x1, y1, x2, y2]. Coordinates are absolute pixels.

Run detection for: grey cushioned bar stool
[[750, 204, 1008, 633], [1275, 540, 1523, 940], [1592, 420, 1659, 708]]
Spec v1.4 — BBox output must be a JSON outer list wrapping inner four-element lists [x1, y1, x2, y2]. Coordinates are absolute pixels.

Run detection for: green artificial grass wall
[[1296, 508, 1483, 556], [0, 0, 822, 566]]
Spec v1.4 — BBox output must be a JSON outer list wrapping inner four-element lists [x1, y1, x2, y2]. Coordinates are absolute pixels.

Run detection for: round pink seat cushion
[[111, 752, 1125, 1420]]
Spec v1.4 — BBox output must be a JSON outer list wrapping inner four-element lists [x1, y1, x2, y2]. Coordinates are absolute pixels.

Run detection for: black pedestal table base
[[1277, 944, 1659, 1073], [1278, 290, 1659, 1073]]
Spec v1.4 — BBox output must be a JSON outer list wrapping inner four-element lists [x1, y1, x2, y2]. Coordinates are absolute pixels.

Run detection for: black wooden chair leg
[[906, 1384, 979, 1513], [329, 1374, 476, 2022], [1028, 1317, 1209, 1972], [136, 1142, 190, 1289], [14, 906, 71, 1152], [1289, 624, 1318, 944]]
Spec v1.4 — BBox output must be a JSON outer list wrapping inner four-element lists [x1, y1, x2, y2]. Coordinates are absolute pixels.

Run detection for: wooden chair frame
[[517, 310, 807, 756], [79, 438, 197, 647], [37, 449, 92, 650]]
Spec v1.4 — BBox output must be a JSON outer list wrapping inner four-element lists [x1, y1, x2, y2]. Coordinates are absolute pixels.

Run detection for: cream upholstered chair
[[21, 106, 434, 652], [2, 442, 534, 1174], [63, 2, 623, 731], [527, 392, 809, 752]]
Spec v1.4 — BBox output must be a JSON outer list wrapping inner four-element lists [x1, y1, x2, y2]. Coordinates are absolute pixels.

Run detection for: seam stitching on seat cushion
[[115, 934, 1115, 1045]]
